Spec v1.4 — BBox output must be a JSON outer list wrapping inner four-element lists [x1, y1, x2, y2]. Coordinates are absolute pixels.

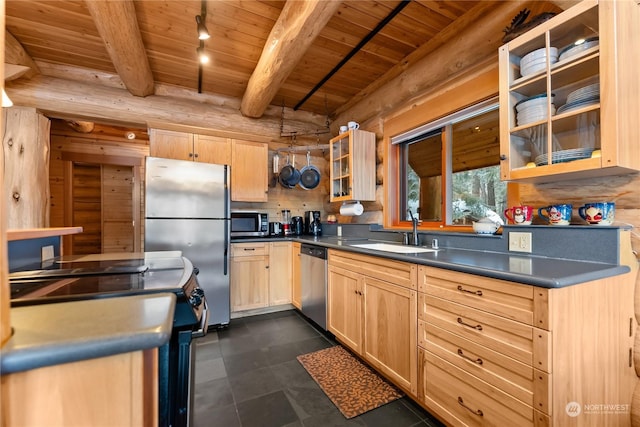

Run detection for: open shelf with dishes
[[498, 0, 639, 182]]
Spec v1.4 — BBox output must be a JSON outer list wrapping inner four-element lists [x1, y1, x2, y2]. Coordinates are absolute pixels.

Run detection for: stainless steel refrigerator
[[145, 156, 230, 327]]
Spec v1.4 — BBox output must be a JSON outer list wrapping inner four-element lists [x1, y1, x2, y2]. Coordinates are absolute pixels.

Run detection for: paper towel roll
[[340, 202, 364, 216]]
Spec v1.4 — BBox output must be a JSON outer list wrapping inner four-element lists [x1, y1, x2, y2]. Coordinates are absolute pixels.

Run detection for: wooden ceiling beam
[[84, 0, 154, 97], [4, 30, 40, 79], [240, 0, 342, 118]]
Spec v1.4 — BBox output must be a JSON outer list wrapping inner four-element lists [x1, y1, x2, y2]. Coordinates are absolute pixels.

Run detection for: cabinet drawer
[[424, 351, 548, 427], [425, 295, 550, 370], [419, 266, 548, 327], [328, 249, 417, 289], [422, 321, 551, 413], [231, 242, 268, 257]]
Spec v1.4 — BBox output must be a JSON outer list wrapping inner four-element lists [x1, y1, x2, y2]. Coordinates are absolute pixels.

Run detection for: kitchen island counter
[[1, 293, 175, 374]]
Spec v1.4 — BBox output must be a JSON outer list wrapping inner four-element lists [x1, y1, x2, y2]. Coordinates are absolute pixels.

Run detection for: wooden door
[[194, 134, 231, 165], [230, 255, 268, 311], [101, 165, 134, 253], [71, 163, 102, 254], [327, 266, 363, 354], [230, 139, 268, 202], [363, 276, 417, 393], [149, 129, 193, 161], [268, 241, 292, 306]]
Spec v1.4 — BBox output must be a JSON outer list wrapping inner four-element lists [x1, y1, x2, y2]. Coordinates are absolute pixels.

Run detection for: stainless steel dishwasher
[[300, 243, 327, 330]]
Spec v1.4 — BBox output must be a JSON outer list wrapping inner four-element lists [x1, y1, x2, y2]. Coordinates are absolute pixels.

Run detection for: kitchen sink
[[349, 242, 438, 254]]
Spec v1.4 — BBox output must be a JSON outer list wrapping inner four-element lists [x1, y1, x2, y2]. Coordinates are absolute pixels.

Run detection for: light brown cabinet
[[3, 349, 158, 426], [327, 250, 417, 394], [149, 129, 268, 202], [230, 139, 268, 202], [291, 242, 301, 310], [498, 0, 639, 182], [230, 242, 269, 311], [329, 129, 376, 202], [268, 241, 292, 306], [149, 128, 230, 165], [416, 265, 635, 427], [230, 241, 292, 313]]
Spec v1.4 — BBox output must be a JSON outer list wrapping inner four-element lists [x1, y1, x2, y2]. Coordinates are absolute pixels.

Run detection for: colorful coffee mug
[[578, 202, 615, 225], [504, 205, 533, 225], [538, 204, 572, 225]]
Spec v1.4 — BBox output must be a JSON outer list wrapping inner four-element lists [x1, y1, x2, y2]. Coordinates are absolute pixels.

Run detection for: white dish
[[559, 37, 599, 61]]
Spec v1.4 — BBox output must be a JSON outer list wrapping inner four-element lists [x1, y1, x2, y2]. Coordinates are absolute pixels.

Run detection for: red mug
[[504, 205, 533, 225]]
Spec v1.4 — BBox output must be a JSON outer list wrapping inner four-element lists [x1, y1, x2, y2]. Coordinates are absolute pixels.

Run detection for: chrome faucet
[[407, 209, 420, 246]]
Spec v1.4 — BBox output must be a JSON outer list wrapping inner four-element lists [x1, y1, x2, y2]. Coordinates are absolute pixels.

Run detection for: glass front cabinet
[[498, 0, 639, 182], [329, 129, 376, 202]]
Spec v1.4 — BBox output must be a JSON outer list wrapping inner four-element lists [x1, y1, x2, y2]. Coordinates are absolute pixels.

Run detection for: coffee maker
[[304, 211, 322, 236]]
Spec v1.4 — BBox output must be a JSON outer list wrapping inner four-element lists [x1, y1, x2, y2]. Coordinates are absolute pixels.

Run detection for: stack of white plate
[[557, 83, 600, 114], [515, 94, 556, 126], [520, 47, 558, 77], [559, 37, 599, 61], [534, 147, 595, 166]]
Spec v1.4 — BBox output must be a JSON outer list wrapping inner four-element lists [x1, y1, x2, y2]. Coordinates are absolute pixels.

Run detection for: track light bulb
[[195, 15, 210, 40], [197, 47, 209, 64]]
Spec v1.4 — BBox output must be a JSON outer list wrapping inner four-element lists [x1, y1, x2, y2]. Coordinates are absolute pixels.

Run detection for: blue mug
[[578, 202, 615, 226], [538, 204, 572, 225]]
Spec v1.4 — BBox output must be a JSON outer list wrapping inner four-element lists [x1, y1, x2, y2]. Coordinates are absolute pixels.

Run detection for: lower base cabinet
[[2, 349, 158, 426], [230, 242, 292, 313], [291, 242, 301, 309], [327, 250, 417, 394]]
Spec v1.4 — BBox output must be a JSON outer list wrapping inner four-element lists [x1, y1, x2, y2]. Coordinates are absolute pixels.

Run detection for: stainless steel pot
[[280, 154, 300, 188]]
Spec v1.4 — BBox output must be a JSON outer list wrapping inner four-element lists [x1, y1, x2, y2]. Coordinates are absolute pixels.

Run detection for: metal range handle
[[191, 300, 209, 338]]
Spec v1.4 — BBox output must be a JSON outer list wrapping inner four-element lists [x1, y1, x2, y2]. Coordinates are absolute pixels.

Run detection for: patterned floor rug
[[297, 345, 403, 419]]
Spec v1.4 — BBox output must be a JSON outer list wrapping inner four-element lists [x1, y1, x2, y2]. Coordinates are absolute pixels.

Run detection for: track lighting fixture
[[197, 47, 209, 64], [195, 15, 210, 40]]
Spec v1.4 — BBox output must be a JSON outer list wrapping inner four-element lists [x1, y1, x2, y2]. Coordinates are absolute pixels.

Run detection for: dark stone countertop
[[232, 234, 631, 288], [1, 293, 176, 375]]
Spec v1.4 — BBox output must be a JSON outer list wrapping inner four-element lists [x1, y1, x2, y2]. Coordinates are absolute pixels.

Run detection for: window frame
[[382, 67, 503, 232]]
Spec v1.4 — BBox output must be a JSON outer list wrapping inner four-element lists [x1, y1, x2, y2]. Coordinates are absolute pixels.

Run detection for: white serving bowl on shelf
[[472, 218, 500, 235], [520, 47, 558, 77]]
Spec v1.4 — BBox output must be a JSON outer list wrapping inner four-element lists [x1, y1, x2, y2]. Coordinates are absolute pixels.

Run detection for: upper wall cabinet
[[329, 129, 376, 202], [231, 139, 268, 202], [149, 129, 267, 202], [498, 0, 639, 183], [149, 129, 231, 165]]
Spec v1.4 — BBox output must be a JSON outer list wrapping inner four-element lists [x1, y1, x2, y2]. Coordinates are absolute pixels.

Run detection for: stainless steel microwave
[[230, 211, 269, 237]]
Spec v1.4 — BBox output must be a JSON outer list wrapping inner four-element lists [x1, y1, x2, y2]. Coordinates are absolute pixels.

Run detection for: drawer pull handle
[[458, 397, 483, 416], [457, 349, 483, 365], [457, 317, 483, 331], [457, 285, 482, 296], [243, 248, 256, 251]]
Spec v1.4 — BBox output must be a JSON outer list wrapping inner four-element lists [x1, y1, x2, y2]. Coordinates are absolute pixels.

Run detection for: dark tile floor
[[193, 309, 444, 427]]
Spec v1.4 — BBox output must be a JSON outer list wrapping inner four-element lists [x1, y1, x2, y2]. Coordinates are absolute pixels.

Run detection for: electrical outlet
[[337, 226, 342, 237], [41, 245, 54, 261], [508, 232, 532, 253]]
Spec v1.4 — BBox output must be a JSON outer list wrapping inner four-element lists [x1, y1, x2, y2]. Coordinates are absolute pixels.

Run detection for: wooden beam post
[[240, 0, 342, 118], [84, 0, 154, 97], [4, 30, 39, 79]]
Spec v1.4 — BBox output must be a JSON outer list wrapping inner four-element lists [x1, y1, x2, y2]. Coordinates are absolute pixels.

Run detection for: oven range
[[8, 251, 208, 427]]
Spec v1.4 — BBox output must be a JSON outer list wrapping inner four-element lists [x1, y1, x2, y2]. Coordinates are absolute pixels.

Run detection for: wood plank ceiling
[[5, 1, 563, 121]]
